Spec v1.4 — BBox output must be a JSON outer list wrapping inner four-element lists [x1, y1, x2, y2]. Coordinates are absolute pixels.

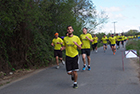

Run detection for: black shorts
[[116, 41, 120, 46], [93, 43, 98, 47], [81, 49, 90, 56], [111, 44, 115, 46], [92, 43, 98, 49], [121, 41, 124, 45], [54, 50, 62, 58], [66, 55, 79, 73], [103, 44, 107, 46]]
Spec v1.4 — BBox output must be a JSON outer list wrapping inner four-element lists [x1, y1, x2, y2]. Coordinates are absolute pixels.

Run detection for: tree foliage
[[124, 29, 139, 36], [0, 0, 108, 73]]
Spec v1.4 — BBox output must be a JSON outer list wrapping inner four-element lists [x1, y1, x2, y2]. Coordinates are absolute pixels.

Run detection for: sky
[[92, 0, 140, 34]]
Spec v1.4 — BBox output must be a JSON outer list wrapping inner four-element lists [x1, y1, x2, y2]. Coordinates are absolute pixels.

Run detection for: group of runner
[[105, 33, 126, 55], [51, 26, 126, 89], [93, 33, 126, 55]]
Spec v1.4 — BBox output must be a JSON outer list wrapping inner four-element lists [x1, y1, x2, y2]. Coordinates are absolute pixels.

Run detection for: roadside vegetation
[[125, 38, 140, 81], [0, 0, 108, 74], [125, 39, 140, 56]]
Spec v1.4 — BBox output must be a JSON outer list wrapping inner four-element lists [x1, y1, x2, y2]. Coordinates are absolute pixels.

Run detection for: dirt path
[[129, 58, 140, 81]]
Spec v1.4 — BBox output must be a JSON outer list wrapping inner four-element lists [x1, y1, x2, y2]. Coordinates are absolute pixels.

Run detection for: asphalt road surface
[[0, 44, 140, 94]]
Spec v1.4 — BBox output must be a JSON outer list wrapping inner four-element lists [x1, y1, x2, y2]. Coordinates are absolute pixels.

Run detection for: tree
[[124, 29, 139, 36], [72, 0, 108, 34], [0, 0, 109, 73]]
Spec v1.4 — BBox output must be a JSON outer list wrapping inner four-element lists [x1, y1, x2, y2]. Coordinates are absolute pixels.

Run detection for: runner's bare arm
[[61, 46, 66, 51], [51, 43, 54, 46], [57, 42, 63, 44], [86, 36, 93, 42], [73, 41, 81, 50]]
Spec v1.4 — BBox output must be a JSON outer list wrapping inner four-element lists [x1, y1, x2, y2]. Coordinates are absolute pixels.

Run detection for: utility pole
[[113, 21, 117, 34], [110, 30, 112, 34]]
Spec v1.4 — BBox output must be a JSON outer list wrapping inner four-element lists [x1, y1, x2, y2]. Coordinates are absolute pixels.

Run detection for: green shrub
[[125, 40, 140, 55]]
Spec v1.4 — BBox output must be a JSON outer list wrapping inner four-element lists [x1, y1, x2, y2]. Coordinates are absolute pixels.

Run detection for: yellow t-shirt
[[115, 35, 121, 41], [92, 37, 98, 44], [80, 33, 92, 49], [120, 35, 125, 41], [109, 36, 116, 44], [63, 35, 82, 58], [125, 37, 127, 40], [101, 36, 108, 44], [52, 37, 63, 50]]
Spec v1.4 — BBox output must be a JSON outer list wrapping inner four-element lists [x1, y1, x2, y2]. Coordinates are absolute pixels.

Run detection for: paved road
[[0, 44, 140, 94]]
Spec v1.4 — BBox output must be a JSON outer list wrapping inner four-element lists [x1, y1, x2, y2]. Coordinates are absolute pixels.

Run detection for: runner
[[124, 36, 127, 42], [101, 34, 108, 52], [120, 33, 125, 48], [108, 34, 112, 49], [80, 27, 93, 71], [92, 35, 98, 53], [115, 33, 121, 49], [61, 25, 82, 89], [51, 32, 65, 69], [109, 34, 116, 55]]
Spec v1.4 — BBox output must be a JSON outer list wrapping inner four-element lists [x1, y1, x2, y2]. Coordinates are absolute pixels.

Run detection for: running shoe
[[83, 65, 87, 71], [71, 75, 74, 81], [61, 60, 65, 65], [113, 52, 115, 55], [56, 66, 59, 69], [73, 84, 78, 89], [88, 66, 91, 71]]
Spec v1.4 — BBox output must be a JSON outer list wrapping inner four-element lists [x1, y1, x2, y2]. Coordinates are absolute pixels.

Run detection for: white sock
[[74, 82, 77, 84]]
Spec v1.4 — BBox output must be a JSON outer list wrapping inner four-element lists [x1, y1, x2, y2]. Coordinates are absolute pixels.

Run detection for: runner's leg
[[103, 45, 105, 51], [87, 56, 90, 66], [56, 56, 59, 68], [82, 54, 86, 65], [105, 45, 107, 49], [73, 71, 77, 82], [92, 44, 95, 51]]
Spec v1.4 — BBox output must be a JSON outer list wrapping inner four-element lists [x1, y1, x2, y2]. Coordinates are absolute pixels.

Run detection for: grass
[[125, 39, 140, 56]]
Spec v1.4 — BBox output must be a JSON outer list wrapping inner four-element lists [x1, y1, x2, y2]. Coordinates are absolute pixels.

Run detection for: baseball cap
[[54, 32, 59, 36]]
